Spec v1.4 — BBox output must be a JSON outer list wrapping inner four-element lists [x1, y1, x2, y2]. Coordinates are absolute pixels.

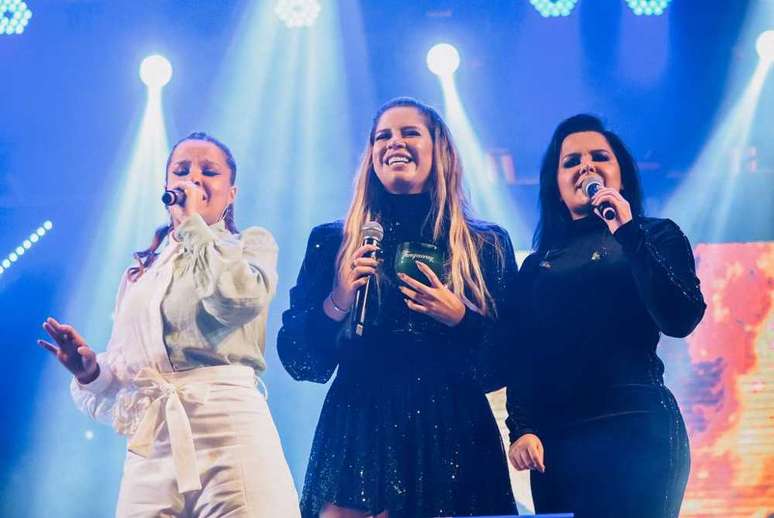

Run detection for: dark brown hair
[[534, 114, 644, 253], [127, 132, 239, 281]]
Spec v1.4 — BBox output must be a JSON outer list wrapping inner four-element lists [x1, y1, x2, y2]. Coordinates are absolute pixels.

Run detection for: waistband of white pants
[[127, 364, 265, 494], [159, 364, 258, 386]]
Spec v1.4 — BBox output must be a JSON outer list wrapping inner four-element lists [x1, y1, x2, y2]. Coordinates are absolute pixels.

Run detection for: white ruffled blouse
[[70, 213, 278, 436]]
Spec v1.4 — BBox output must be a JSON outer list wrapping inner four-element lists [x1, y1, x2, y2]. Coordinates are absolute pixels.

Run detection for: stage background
[[1, 1, 771, 516]]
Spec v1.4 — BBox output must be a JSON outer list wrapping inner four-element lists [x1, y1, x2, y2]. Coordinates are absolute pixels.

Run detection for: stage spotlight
[[427, 43, 460, 77], [624, 0, 671, 16], [139, 55, 172, 88], [756, 30, 774, 62], [0, 0, 32, 35], [530, 0, 578, 18], [274, 0, 321, 28]]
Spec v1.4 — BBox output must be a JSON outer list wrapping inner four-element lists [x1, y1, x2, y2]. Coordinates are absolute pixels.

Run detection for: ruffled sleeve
[[175, 213, 278, 328], [70, 273, 132, 429]]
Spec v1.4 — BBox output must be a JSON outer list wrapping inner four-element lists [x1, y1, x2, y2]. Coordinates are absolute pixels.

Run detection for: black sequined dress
[[505, 216, 706, 518], [278, 189, 518, 517]]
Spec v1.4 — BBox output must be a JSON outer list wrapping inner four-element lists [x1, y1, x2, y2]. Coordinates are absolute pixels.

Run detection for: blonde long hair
[[337, 98, 500, 316]]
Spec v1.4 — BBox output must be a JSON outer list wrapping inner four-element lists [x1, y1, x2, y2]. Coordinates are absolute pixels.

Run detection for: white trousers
[[115, 365, 300, 518]]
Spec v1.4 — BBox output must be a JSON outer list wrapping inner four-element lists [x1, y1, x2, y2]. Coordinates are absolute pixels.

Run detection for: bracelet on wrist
[[328, 292, 350, 314]]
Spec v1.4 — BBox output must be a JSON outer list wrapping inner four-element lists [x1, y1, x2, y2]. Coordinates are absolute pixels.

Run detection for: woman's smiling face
[[371, 106, 434, 194]]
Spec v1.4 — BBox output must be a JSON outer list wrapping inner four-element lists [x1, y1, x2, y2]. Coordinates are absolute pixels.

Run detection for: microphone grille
[[361, 221, 384, 241], [580, 174, 604, 196]]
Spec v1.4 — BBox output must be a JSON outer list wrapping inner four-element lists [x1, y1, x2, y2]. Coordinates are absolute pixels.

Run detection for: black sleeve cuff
[[307, 303, 346, 347], [453, 306, 486, 336], [508, 428, 539, 445], [613, 218, 643, 254]]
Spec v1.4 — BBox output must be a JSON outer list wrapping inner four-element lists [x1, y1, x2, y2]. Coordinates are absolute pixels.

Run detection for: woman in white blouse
[[38, 132, 300, 517]]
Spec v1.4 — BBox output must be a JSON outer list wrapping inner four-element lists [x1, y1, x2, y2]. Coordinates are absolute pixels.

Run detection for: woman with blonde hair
[[38, 132, 300, 517], [278, 98, 517, 517]]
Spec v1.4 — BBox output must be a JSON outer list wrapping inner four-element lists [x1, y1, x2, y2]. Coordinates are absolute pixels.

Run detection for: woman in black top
[[278, 97, 517, 518], [506, 114, 706, 518]]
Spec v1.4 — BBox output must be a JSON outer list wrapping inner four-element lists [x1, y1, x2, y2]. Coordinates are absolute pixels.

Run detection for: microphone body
[[162, 188, 186, 206], [581, 175, 616, 221], [353, 221, 384, 337]]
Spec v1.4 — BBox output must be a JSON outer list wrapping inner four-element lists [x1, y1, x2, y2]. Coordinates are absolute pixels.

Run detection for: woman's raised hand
[[168, 180, 208, 228], [38, 317, 99, 384]]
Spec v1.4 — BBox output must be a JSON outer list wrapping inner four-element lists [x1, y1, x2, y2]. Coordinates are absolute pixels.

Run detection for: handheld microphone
[[581, 174, 616, 221], [161, 188, 186, 206], [353, 221, 384, 337]]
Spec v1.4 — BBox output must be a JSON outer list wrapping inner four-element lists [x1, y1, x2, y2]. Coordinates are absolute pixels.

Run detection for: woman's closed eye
[[172, 168, 220, 177], [562, 156, 580, 168]]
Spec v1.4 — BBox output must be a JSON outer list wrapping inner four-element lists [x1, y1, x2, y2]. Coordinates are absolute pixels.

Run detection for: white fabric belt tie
[[127, 367, 210, 493]]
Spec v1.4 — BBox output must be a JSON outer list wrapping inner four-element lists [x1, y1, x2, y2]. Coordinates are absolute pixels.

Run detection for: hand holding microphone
[[352, 221, 383, 336], [580, 173, 632, 233], [162, 181, 207, 227], [325, 222, 382, 325], [162, 188, 186, 206], [581, 174, 616, 220]]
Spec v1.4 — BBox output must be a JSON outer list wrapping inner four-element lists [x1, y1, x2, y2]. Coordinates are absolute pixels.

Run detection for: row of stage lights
[[138, 29, 774, 89], [0, 0, 682, 37], [0, 221, 53, 276], [273, 0, 676, 25], [530, 0, 670, 18]]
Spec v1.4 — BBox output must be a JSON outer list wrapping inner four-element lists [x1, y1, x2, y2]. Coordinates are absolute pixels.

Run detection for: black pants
[[531, 410, 690, 518]]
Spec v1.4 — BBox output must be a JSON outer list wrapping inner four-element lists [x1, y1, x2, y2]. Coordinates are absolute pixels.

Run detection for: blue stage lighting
[[1, 220, 53, 275], [139, 55, 173, 88], [530, 0, 578, 18], [427, 43, 460, 77], [756, 30, 774, 62], [274, 0, 321, 28], [624, 0, 671, 16], [0, 0, 32, 35]]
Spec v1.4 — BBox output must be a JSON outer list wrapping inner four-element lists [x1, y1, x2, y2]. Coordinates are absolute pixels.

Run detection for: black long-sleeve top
[[506, 216, 706, 442], [277, 191, 517, 393]]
